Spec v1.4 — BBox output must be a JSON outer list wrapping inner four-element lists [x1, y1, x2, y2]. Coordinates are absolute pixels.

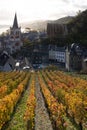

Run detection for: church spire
[[13, 13, 18, 28]]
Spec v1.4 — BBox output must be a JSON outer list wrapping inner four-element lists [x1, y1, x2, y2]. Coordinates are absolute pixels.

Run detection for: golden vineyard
[[0, 70, 87, 130]]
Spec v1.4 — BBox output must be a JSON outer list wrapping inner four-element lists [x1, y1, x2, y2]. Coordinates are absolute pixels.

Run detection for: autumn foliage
[[40, 70, 87, 129], [24, 73, 36, 130], [0, 72, 30, 130], [0, 70, 87, 130]]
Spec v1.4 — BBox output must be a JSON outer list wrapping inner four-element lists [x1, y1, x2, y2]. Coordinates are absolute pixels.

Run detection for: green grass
[[64, 116, 78, 130]]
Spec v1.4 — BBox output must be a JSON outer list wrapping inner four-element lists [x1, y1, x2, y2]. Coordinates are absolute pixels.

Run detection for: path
[[35, 77, 53, 130]]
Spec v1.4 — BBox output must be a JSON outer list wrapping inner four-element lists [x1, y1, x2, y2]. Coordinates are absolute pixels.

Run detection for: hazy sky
[[0, 0, 87, 25]]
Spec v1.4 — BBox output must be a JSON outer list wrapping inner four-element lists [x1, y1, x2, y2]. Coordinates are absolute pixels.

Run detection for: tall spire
[[13, 13, 18, 28]]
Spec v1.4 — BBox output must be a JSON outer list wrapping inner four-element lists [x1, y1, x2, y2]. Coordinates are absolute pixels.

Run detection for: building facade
[[49, 46, 66, 63], [47, 23, 68, 38], [32, 44, 49, 66]]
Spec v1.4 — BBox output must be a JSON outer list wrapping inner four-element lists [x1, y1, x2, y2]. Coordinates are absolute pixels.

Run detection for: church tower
[[9, 13, 23, 53], [13, 13, 18, 29]]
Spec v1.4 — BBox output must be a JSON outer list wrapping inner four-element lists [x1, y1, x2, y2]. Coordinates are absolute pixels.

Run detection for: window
[[15, 31, 19, 38]]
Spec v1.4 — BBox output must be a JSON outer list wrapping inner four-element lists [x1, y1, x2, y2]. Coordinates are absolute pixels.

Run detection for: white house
[[49, 47, 66, 63], [55, 50, 65, 63]]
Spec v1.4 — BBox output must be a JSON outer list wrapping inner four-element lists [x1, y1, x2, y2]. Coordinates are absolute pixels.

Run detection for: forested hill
[[53, 16, 73, 24], [67, 9, 87, 46], [20, 16, 73, 31]]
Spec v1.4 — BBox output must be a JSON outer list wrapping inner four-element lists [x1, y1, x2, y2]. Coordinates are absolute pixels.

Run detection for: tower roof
[[13, 13, 18, 28]]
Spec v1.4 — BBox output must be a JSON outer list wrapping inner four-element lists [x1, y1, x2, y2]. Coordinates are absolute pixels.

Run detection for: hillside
[[0, 16, 74, 33], [20, 20, 50, 31], [20, 16, 73, 31], [53, 16, 73, 24], [67, 9, 87, 46]]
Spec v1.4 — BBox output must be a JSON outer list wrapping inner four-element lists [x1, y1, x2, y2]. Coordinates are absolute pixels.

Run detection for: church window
[[15, 31, 19, 38]]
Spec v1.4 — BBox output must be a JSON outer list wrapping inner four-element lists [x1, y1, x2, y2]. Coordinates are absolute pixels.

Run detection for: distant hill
[[20, 16, 73, 31], [20, 20, 50, 31], [54, 16, 74, 24], [0, 16, 73, 33], [0, 25, 9, 28]]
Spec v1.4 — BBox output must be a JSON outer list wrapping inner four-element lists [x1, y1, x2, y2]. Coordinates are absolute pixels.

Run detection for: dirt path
[[35, 77, 53, 130]]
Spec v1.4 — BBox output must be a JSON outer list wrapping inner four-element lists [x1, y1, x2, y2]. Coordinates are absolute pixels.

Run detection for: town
[[0, 0, 87, 130], [0, 10, 87, 73]]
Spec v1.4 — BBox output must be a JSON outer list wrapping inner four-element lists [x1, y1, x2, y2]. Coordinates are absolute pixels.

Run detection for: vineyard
[[0, 70, 87, 130]]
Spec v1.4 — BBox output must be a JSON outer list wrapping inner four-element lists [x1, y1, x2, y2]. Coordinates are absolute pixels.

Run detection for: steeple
[[13, 13, 18, 28]]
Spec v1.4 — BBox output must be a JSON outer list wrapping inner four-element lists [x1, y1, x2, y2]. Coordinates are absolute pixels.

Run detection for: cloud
[[74, 4, 87, 9], [48, 10, 76, 20], [0, 0, 87, 25], [61, 0, 69, 3], [0, 10, 14, 24]]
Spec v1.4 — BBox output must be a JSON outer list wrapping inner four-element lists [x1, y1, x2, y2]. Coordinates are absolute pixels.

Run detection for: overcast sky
[[0, 0, 87, 25]]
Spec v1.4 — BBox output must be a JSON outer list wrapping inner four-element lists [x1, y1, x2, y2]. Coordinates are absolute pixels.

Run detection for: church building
[[8, 13, 23, 54]]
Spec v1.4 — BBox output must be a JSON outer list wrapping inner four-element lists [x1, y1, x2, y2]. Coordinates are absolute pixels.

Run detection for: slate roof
[[0, 51, 15, 70]]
